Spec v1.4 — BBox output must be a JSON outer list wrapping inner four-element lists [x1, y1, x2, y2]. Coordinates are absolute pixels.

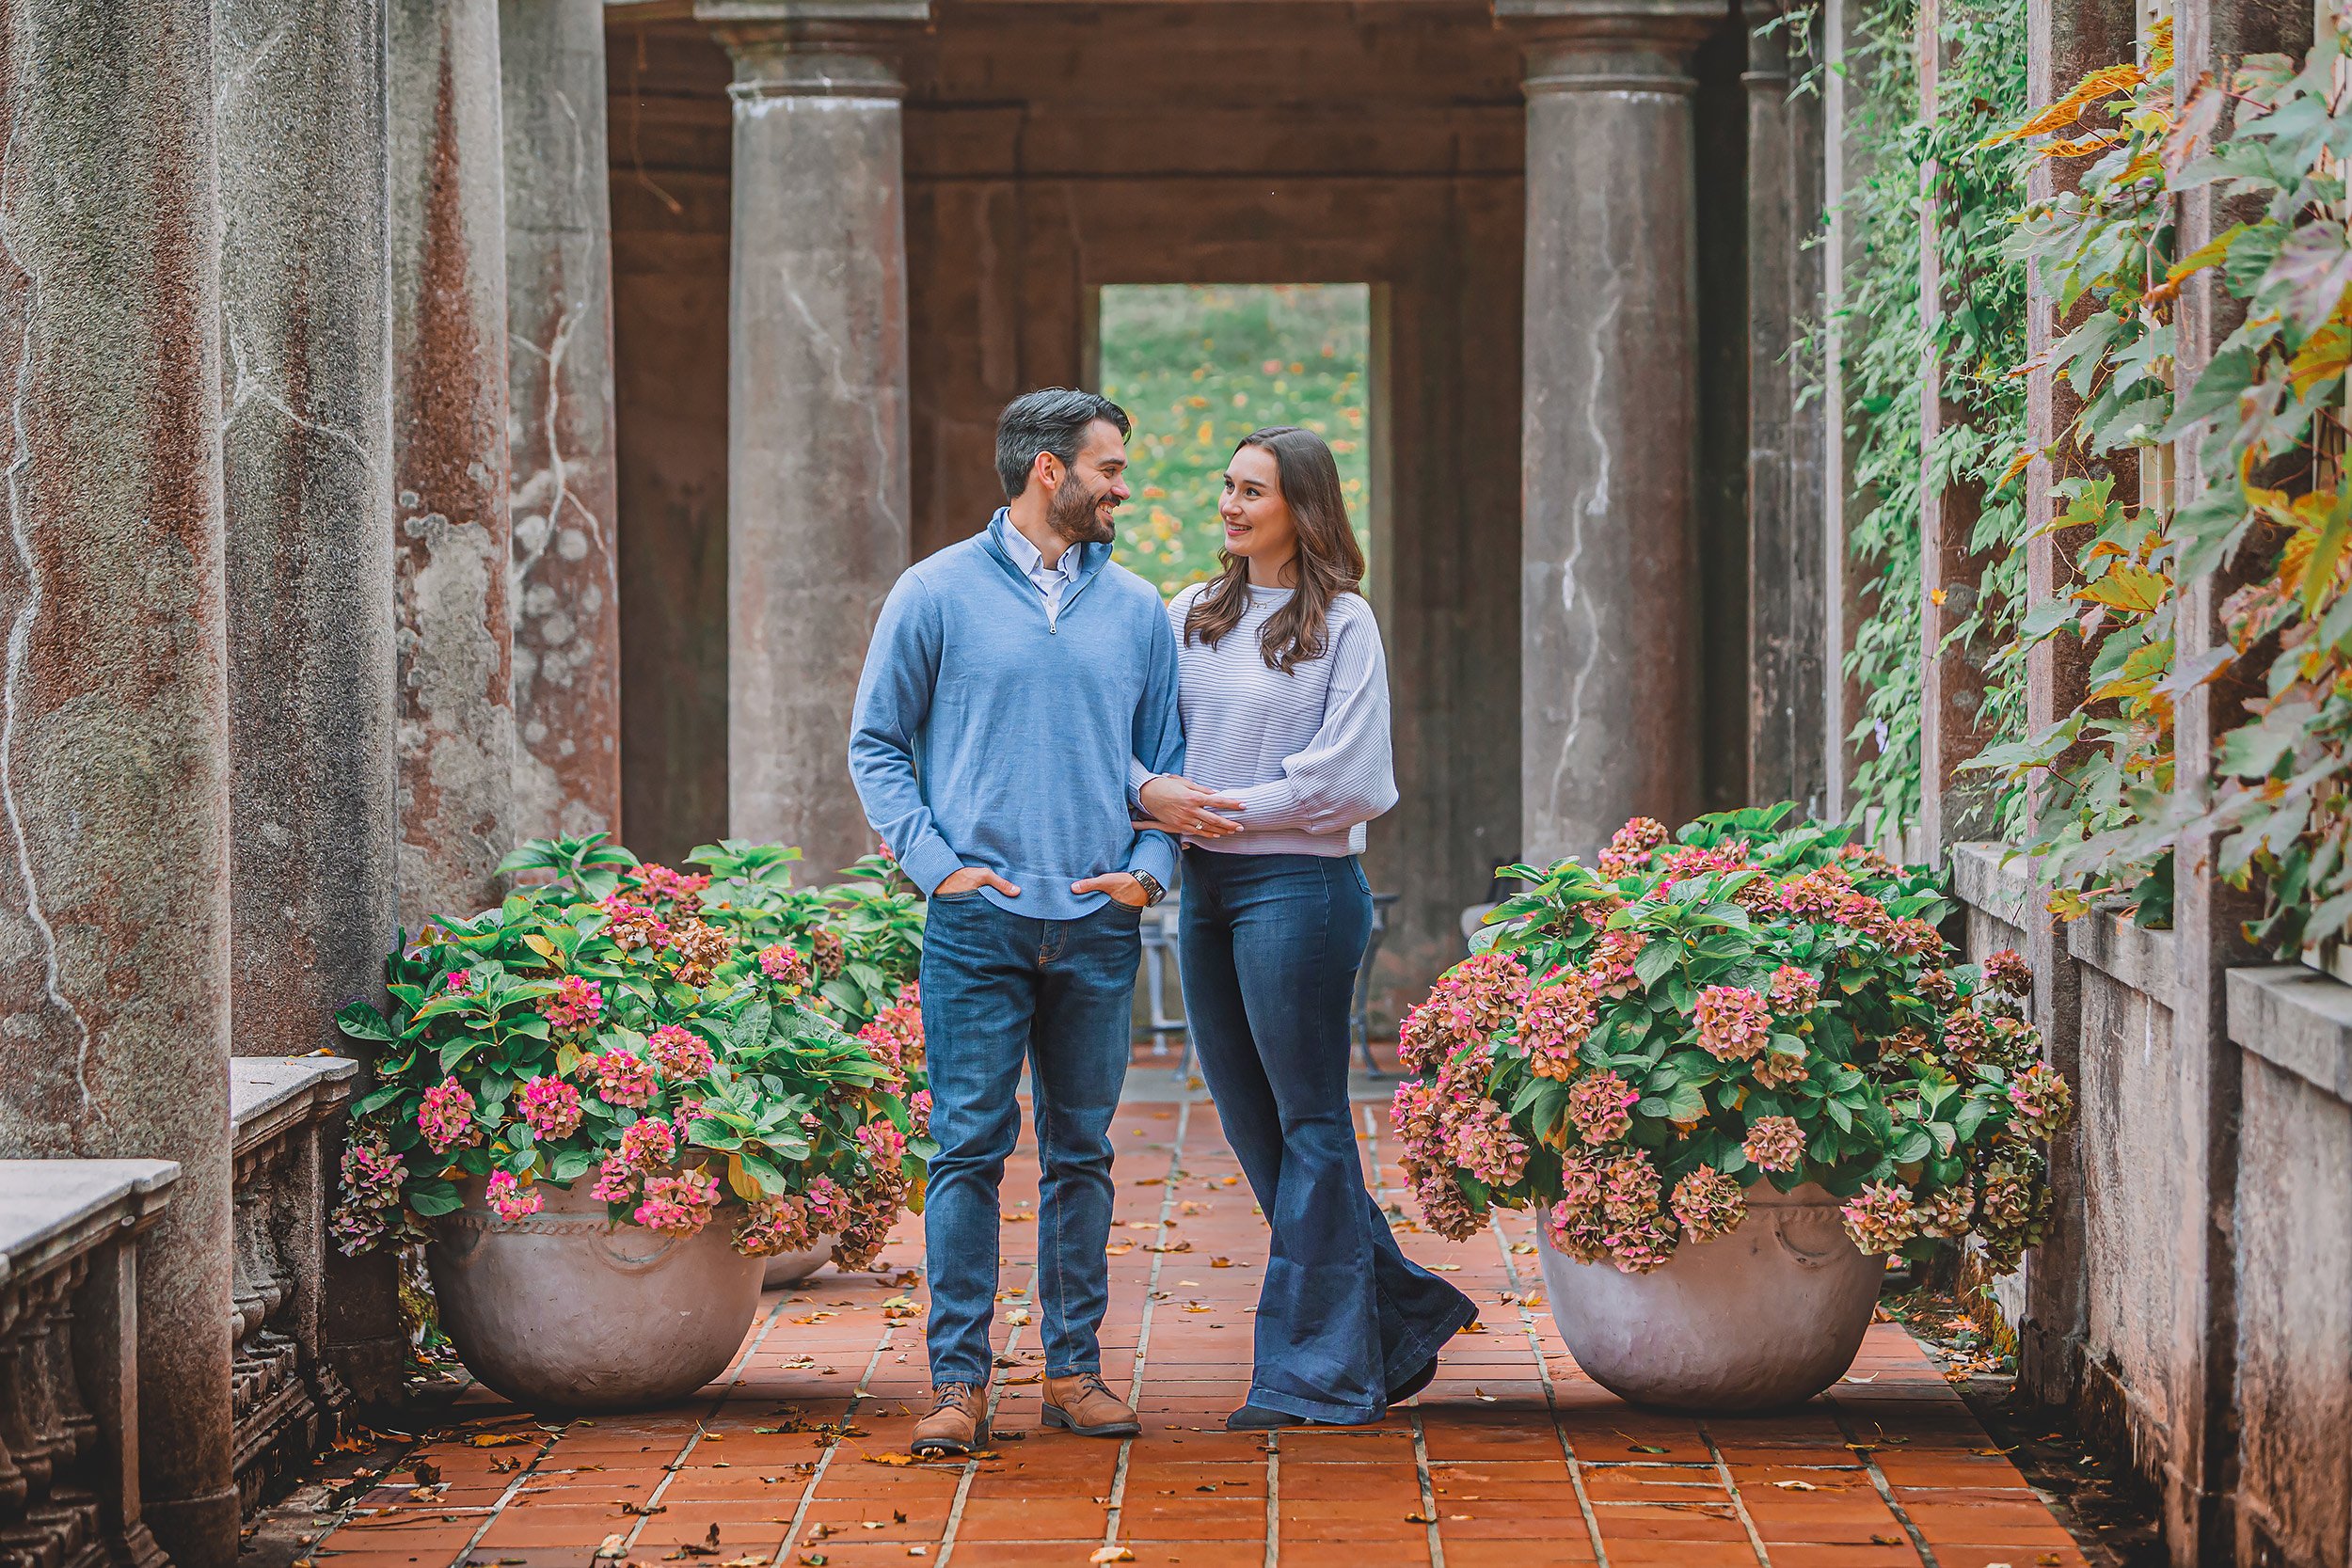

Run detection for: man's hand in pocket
[[1071, 873, 1150, 909], [935, 866, 1020, 898]]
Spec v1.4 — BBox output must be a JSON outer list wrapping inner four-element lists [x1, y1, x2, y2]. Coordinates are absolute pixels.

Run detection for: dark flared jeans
[[1178, 847, 1478, 1421]]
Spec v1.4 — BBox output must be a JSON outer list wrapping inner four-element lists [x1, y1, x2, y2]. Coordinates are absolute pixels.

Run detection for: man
[[849, 388, 1183, 1456]]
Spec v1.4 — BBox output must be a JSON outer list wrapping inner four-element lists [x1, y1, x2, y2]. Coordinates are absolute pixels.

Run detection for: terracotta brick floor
[[307, 1092, 2093, 1568]]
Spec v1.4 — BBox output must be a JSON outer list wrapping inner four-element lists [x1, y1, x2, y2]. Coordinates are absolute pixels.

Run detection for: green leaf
[[1633, 940, 1680, 989], [335, 1003, 396, 1042], [406, 1178, 463, 1216]]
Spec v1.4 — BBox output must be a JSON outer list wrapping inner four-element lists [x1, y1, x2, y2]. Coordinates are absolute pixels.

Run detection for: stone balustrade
[[0, 1159, 179, 1568], [227, 1058, 358, 1515]]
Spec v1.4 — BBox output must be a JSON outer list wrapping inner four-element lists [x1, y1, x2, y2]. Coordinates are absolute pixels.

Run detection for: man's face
[[1044, 419, 1131, 546]]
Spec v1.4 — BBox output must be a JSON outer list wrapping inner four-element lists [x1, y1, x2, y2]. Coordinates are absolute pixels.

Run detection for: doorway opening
[[1094, 283, 1374, 599]]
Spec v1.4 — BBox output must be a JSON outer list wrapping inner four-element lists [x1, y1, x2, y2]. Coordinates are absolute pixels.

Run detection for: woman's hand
[[1138, 773, 1245, 837]]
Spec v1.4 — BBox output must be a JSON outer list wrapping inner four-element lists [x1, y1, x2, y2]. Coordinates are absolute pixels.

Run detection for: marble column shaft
[[215, 0, 405, 1403], [1511, 0, 1715, 866], [391, 0, 517, 927], [502, 0, 623, 846], [708, 4, 918, 882], [0, 4, 241, 1564]]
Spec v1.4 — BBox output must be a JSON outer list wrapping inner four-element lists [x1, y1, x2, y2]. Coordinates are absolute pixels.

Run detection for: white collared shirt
[[999, 520, 1085, 628]]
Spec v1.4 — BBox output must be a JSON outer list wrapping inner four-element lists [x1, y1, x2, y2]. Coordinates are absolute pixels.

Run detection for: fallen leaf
[[1004, 1309, 1031, 1326], [1869, 1535, 1904, 1546], [1105, 1243, 1136, 1256], [797, 1558, 827, 1568], [468, 1433, 532, 1448], [410, 1461, 442, 1486], [1211, 1257, 1232, 1267], [1146, 1241, 1192, 1254], [1133, 1178, 1163, 1186], [1404, 1511, 1437, 1524], [1089, 1550, 1134, 1565], [1003, 1212, 1036, 1224], [1184, 1303, 1213, 1314], [1428, 1263, 1461, 1273], [1471, 1388, 1497, 1402], [1843, 1372, 1878, 1384], [866, 1452, 920, 1466], [594, 1536, 628, 1561], [1509, 1241, 1535, 1255], [1974, 1446, 2017, 1456], [621, 1503, 666, 1516], [1772, 1480, 1818, 1491]]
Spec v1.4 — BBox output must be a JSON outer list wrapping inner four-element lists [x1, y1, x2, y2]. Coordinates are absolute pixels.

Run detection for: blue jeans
[[916, 892, 1141, 1386], [1180, 847, 1479, 1422]]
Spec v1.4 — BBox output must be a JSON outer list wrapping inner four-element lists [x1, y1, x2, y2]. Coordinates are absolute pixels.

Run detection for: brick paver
[[307, 1090, 2090, 1568]]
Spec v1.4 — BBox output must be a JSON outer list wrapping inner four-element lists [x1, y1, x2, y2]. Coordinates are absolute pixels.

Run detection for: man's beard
[[1048, 474, 1115, 546]]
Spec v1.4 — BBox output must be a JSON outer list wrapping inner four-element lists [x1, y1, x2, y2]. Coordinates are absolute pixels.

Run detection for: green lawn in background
[[1099, 283, 1373, 599]]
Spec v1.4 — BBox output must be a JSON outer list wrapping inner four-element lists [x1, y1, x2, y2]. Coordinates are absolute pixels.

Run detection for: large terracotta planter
[[428, 1178, 763, 1412], [1535, 1181, 1884, 1411], [760, 1237, 837, 1291]]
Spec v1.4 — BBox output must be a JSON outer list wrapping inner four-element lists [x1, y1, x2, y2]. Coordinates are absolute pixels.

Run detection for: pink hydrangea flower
[[1566, 1069, 1638, 1144], [908, 1089, 932, 1137], [1447, 1100, 1529, 1187], [1390, 1078, 1443, 1149], [1750, 1044, 1811, 1088], [1981, 948, 2032, 997], [591, 1152, 638, 1203], [618, 1116, 676, 1172], [485, 1170, 543, 1222], [1669, 1165, 1747, 1243], [1766, 965, 1820, 1016], [1743, 1116, 1805, 1173], [1842, 1180, 1920, 1256], [1655, 842, 1750, 880], [649, 1024, 716, 1081], [1886, 917, 1944, 959], [2007, 1061, 2074, 1132], [417, 1076, 478, 1155], [1601, 1150, 1661, 1225], [1604, 1212, 1678, 1275], [1398, 951, 1529, 1075], [517, 1075, 583, 1140], [1518, 971, 1596, 1080], [599, 895, 671, 951], [1695, 984, 1772, 1062], [758, 943, 808, 986], [583, 1049, 657, 1108], [1597, 816, 1670, 876], [735, 1193, 820, 1256], [858, 1118, 908, 1172], [805, 1173, 852, 1229], [331, 1129, 406, 1256], [1584, 930, 1644, 999], [638, 864, 710, 904], [635, 1170, 721, 1236], [541, 974, 604, 1032], [441, 969, 472, 994]]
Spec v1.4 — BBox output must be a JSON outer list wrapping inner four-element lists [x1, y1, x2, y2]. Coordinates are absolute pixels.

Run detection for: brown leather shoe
[[911, 1382, 987, 1456], [1041, 1371, 1140, 1437]]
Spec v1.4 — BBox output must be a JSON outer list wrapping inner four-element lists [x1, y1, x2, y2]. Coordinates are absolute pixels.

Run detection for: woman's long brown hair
[[1183, 425, 1365, 673]]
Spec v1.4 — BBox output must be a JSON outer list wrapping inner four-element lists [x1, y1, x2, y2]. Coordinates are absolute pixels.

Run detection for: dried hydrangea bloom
[[1566, 1069, 1638, 1144], [600, 895, 670, 952], [1605, 1212, 1679, 1275], [1886, 917, 1945, 959], [331, 1129, 407, 1255], [649, 1024, 717, 1081], [541, 974, 604, 1032], [591, 1153, 638, 1203], [2006, 1060, 2074, 1132], [1518, 969, 1597, 1080], [1836, 843, 1899, 879], [485, 1170, 543, 1222], [617, 1115, 677, 1172], [1656, 842, 1750, 880], [1669, 1165, 1747, 1243], [1695, 984, 1772, 1062], [1776, 866, 1856, 921], [1597, 816, 1671, 876], [1980, 948, 2032, 997], [1399, 950, 1530, 1074], [1986, 1015, 2042, 1069], [584, 1048, 657, 1108], [735, 1193, 820, 1257], [635, 1170, 722, 1236], [1974, 1157, 2050, 1262], [1449, 1100, 1530, 1187], [1878, 1026, 1933, 1070], [667, 919, 732, 987], [812, 927, 848, 979], [1743, 1115, 1805, 1173], [1545, 1199, 1612, 1264], [1841, 1180, 1920, 1256], [1584, 930, 1644, 999], [1749, 1043, 1811, 1089], [1411, 1166, 1485, 1241], [1767, 964, 1820, 1016], [1915, 1183, 1975, 1239], [1601, 1150, 1661, 1225], [1941, 1007, 1993, 1069], [908, 1088, 933, 1137], [1556, 1148, 1607, 1216], [1917, 969, 1958, 1008], [417, 1076, 479, 1155], [517, 1075, 584, 1140]]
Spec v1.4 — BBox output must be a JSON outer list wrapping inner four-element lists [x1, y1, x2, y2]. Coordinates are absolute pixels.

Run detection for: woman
[[1135, 426, 1477, 1429]]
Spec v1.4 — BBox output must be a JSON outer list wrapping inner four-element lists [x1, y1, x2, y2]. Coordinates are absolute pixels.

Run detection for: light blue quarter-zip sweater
[[848, 513, 1184, 921]]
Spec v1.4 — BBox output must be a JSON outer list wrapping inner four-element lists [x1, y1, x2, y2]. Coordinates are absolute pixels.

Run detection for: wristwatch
[[1130, 869, 1167, 907]]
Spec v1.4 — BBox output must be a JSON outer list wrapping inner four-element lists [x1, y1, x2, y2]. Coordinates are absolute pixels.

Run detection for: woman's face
[[1218, 444, 1297, 569]]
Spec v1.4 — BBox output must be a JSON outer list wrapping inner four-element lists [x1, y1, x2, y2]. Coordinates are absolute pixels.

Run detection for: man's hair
[[994, 388, 1130, 501]]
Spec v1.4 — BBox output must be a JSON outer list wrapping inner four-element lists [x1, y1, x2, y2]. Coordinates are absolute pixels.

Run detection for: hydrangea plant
[[333, 835, 933, 1271], [1391, 804, 2073, 1275]]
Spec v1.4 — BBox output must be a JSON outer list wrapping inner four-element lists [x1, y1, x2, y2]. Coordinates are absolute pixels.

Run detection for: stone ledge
[[0, 1160, 179, 1286], [2226, 966, 2352, 1106], [1948, 842, 2032, 929], [230, 1055, 358, 1158], [2066, 910, 2176, 1008]]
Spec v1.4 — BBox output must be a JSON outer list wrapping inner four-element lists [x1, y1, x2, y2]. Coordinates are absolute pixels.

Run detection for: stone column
[[1507, 0, 1717, 865], [701, 0, 921, 881], [0, 6, 241, 1566], [214, 0, 405, 1403], [1743, 0, 1830, 816], [502, 0, 623, 845], [2169, 0, 2306, 1558], [1915, 0, 2001, 863], [391, 0, 517, 926]]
